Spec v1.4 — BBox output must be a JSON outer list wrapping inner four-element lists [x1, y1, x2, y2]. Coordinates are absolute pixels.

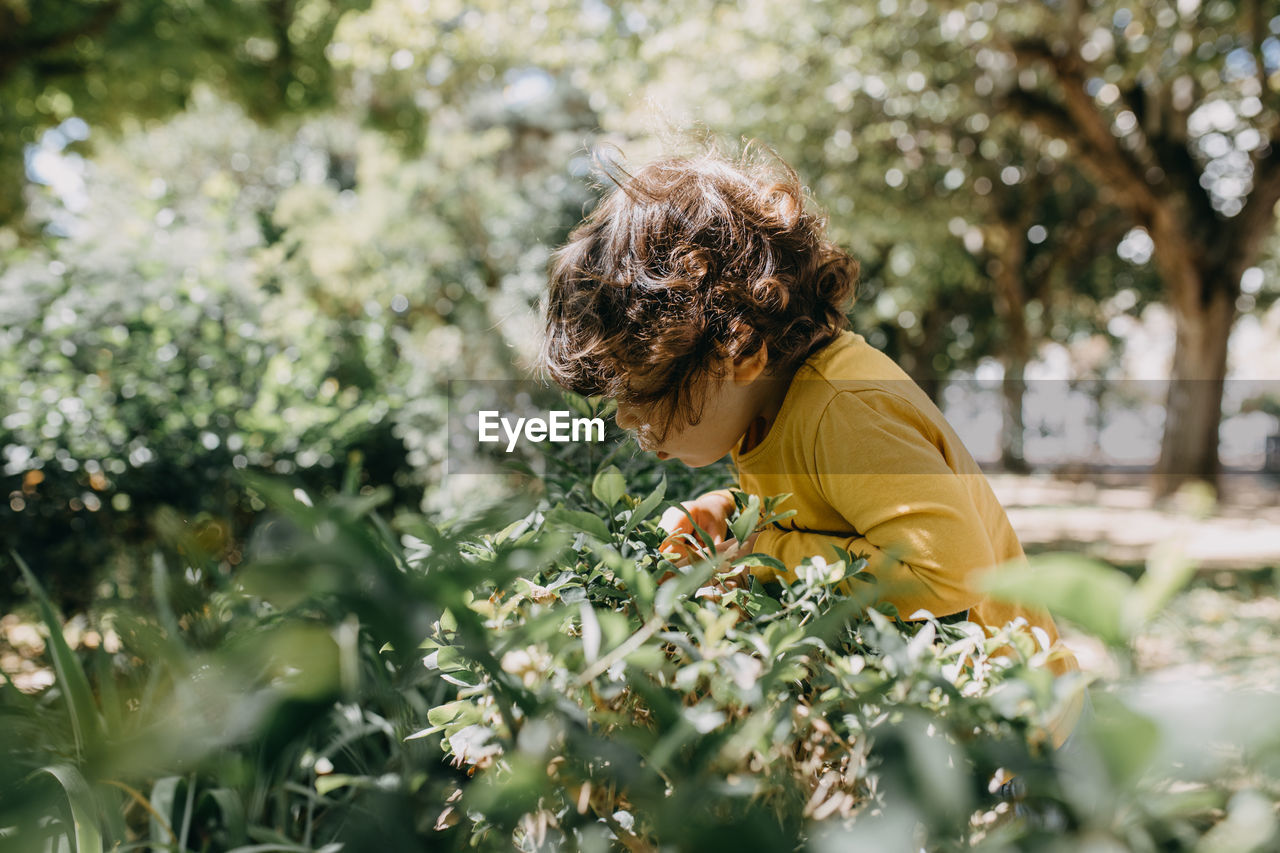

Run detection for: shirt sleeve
[[752, 388, 999, 620]]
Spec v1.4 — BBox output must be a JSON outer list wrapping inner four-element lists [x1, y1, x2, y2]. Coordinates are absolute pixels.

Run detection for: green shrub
[[0, 97, 581, 606], [2, 464, 1277, 852]]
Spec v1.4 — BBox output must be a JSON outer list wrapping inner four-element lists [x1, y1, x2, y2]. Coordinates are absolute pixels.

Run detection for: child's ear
[[732, 344, 769, 385]]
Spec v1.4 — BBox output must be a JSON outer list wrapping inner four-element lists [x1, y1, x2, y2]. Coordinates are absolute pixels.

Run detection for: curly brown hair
[[541, 141, 859, 439]]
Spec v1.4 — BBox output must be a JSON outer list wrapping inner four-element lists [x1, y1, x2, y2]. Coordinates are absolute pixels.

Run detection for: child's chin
[[655, 450, 692, 465], [674, 453, 719, 468]]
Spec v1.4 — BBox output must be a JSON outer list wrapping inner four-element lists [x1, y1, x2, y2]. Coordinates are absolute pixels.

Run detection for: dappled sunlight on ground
[[1062, 582, 1280, 694], [989, 472, 1280, 570]]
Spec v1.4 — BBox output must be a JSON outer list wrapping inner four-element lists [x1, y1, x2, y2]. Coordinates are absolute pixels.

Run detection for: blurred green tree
[[1, 1, 607, 599], [610, 0, 1276, 490], [0, 0, 371, 226], [979, 0, 1280, 495], [583, 0, 1168, 471]]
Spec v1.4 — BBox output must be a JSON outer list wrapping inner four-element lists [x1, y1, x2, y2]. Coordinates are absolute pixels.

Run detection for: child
[[540, 142, 1080, 740]]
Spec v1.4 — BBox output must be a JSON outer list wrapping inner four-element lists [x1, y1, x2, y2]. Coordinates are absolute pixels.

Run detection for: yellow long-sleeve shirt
[[732, 330, 1079, 683]]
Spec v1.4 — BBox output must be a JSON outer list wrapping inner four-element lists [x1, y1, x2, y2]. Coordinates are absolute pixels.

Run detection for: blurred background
[[4, 0, 1278, 605], [3, 2, 1280, 849]]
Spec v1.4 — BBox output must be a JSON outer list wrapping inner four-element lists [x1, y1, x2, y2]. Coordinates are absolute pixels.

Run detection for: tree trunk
[[1001, 356, 1031, 474], [916, 306, 947, 406], [1004, 28, 1280, 502], [1150, 280, 1236, 499], [992, 224, 1032, 474], [898, 308, 946, 406]]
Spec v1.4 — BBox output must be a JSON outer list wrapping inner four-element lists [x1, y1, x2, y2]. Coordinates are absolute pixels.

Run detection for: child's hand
[[715, 530, 760, 562], [693, 533, 760, 614], [657, 489, 737, 563], [656, 494, 761, 613]]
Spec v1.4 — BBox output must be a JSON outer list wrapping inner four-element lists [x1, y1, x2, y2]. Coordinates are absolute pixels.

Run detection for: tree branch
[[1149, 124, 1218, 229], [1006, 38, 1163, 221], [1224, 144, 1280, 272], [1002, 87, 1154, 221], [1250, 0, 1268, 105]]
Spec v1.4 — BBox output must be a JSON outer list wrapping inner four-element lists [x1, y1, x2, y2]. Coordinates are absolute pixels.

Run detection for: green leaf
[[1197, 790, 1277, 853], [1125, 539, 1196, 631], [654, 557, 722, 619], [748, 591, 783, 617], [674, 506, 716, 553], [35, 765, 104, 853], [1088, 692, 1161, 787], [544, 506, 613, 542], [622, 476, 667, 537], [434, 646, 469, 674], [226, 844, 345, 853], [151, 553, 183, 646], [404, 726, 443, 741], [149, 776, 184, 847], [981, 553, 1134, 646], [728, 494, 760, 545], [315, 774, 365, 797], [631, 564, 657, 610], [759, 493, 796, 527], [493, 516, 534, 544], [336, 486, 393, 519], [342, 449, 364, 495], [13, 552, 104, 758], [199, 788, 247, 846], [93, 646, 121, 734], [654, 576, 682, 619], [238, 471, 319, 519], [580, 601, 602, 663], [735, 553, 787, 574], [591, 465, 626, 509], [427, 700, 482, 729]]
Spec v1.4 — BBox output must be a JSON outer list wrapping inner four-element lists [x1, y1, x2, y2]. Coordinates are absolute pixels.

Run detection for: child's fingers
[[662, 535, 748, 573], [690, 506, 728, 543], [712, 537, 756, 568], [658, 534, 696, 564], [658, 505, 693, 536], [657, 505, 696, 562], [659, 503, 722, 540], [657, 494, 743, 571]]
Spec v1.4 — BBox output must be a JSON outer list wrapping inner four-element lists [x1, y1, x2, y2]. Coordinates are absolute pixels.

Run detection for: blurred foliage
[[3, 2, 1280, 846], [0, 0, 377, 225], [0, 84, 597, 603], [2, 99, 402, 606], [7, 0, 1280, 594], [1, 459, 1277, 851]]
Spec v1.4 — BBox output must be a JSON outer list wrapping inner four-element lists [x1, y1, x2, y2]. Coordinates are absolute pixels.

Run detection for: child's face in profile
[[614, 367, 771, 468]]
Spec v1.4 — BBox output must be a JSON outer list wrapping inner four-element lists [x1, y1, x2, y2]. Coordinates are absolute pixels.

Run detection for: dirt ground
[[986, 471, 1280, 687], [988, 471, 1280, 570]]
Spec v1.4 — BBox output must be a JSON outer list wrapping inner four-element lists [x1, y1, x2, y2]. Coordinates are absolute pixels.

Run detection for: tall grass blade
[[36, 764, 104, 853], [13, 551, 104, 757], [92, 647, 121, 734], [225, 840, 345, 845], [149, 776, 183, 848], [201, 788, 248, 845]]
